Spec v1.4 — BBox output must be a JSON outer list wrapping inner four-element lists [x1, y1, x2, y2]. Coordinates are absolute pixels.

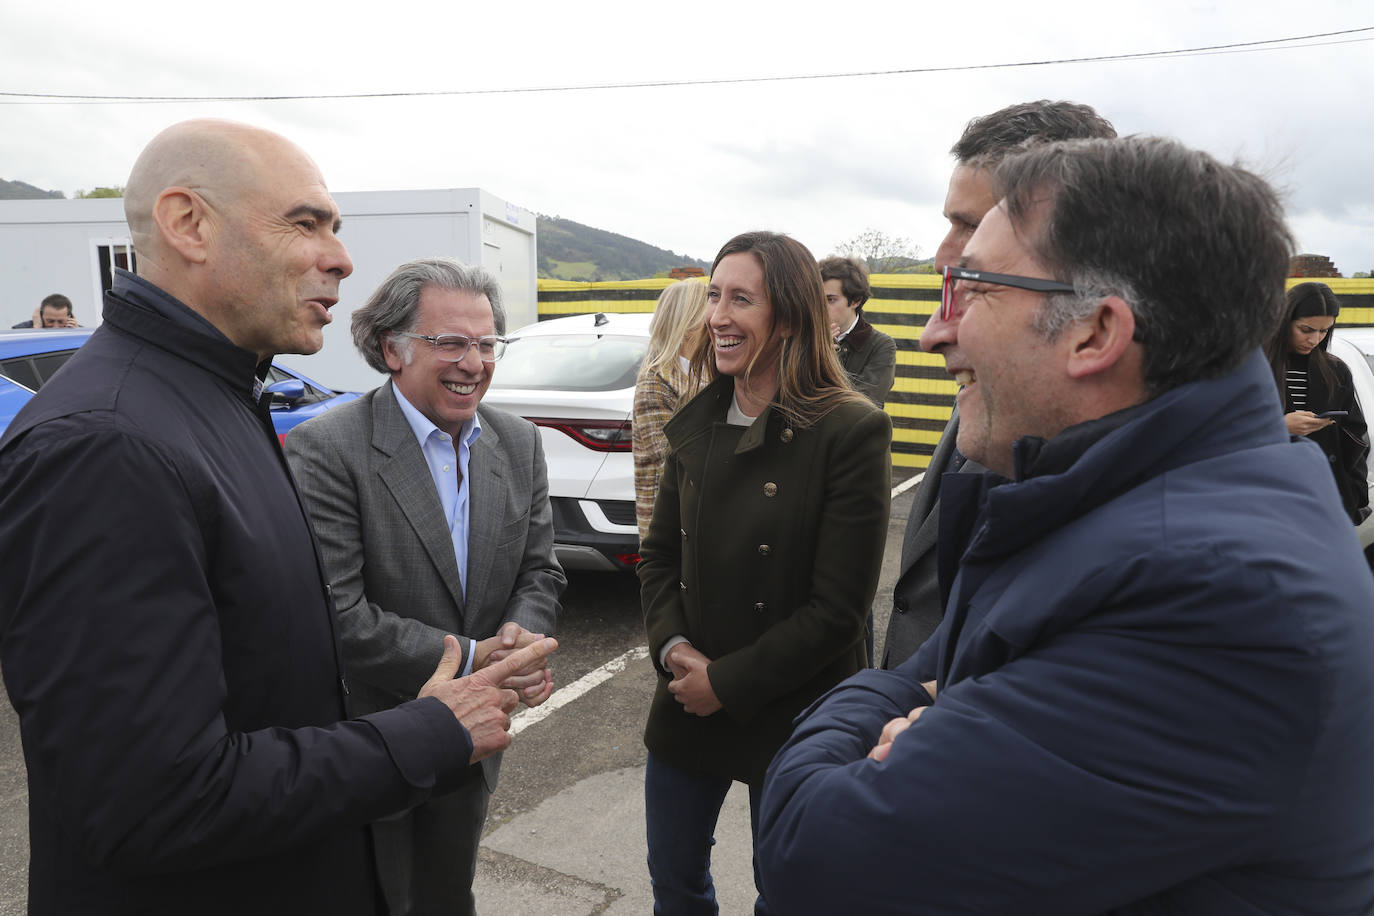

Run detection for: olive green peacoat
[[639, 375, 892, 785]]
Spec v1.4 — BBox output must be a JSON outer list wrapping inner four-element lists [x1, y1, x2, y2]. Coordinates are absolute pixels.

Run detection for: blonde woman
[[632, 279, 710, 542]]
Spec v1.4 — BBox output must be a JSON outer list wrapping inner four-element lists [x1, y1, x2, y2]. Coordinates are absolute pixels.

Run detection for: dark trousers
[[372, 764, 490, 916], [644, 752, 770, 916]]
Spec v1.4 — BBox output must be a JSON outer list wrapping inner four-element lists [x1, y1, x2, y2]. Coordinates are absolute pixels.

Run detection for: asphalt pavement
[[0, 478, 916, 915], [468, 478, 913, 914]]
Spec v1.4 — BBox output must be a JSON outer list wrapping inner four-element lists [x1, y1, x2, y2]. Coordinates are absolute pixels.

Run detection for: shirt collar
[[835, 313, 860, 341], [391, 382, 482, 449]]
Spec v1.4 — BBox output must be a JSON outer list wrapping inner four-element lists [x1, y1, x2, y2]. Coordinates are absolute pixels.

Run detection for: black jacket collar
[[107, 269, 270, 401], [838, 314, 873, 353]]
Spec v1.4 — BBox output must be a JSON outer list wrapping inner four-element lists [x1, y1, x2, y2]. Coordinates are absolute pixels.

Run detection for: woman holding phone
[[1265, 281, 1370, 524], [638, 231, 891, 914]]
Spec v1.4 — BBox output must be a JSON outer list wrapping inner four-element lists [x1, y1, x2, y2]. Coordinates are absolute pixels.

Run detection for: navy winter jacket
[[759, 351, 1374, 914]]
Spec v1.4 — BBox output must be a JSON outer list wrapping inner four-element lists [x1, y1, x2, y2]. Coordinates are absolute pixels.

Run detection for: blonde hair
[[640, 280, 709, 387]]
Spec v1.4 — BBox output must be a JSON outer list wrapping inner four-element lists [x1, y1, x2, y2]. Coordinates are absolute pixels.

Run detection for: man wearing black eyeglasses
[[760, 136, 1374, 913], [880, 100, 1117, 671], [286, 257, 565, 916]]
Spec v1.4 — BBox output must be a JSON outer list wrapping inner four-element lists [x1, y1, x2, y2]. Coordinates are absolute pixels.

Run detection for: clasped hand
[[475, 621, 556, 707], [665, 643, 721, 716], [419, 632, 559, 764]]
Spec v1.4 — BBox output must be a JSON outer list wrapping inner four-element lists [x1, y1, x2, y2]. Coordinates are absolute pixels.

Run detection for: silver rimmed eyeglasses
[[940, 266, 1076, 321], [394, 332, 508, 362]]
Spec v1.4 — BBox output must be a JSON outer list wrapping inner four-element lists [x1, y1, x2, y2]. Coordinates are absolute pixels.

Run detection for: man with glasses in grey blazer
[[286, 257, 565, 916]]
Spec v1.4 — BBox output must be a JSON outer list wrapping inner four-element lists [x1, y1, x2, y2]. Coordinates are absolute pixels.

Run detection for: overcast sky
[[3, 0, 1371, 274]]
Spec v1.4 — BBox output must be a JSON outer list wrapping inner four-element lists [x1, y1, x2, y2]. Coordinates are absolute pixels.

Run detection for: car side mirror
[[265, 378, 307, 406]]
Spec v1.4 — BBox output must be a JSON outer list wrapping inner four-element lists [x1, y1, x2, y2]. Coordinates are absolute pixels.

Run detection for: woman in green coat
[[639, 230, 892, 915]]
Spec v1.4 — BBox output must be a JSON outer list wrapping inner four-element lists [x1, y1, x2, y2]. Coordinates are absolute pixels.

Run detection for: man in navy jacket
[[0, 119, 555, 915], [758, 136, 1374, 913]]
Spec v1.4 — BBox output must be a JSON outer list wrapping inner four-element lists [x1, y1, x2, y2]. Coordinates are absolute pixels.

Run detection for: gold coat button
[[763, 482, 777, 497], [681, 528, 688, 540], [679, 581, 687, 591], [758, 544, 771, 556], [753, 602, 766, 612], [780, 428, 794, 443]]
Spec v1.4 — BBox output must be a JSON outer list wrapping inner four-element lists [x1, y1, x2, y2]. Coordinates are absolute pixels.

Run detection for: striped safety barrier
[[539, 276, 1374, 470]]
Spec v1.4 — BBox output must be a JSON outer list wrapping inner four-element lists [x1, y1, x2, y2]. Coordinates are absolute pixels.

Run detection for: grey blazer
[[284, 381, 565, 789], [880, 407, 984, 670]]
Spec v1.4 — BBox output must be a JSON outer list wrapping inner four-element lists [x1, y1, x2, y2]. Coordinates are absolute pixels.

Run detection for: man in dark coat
[[880, 100, 1117, 669], [758, 137, 1374, 913], [0, 119, 555, 915], [819, 255, 896, 408]]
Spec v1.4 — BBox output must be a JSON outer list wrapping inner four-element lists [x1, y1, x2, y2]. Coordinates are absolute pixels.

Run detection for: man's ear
[[152, 188, 212, 265], [381, 334, 406, 373], [1065, 296, 1137, 380]]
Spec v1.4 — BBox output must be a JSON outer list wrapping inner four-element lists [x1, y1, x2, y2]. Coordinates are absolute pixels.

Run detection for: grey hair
[[996, 135, 1293, 397], [1032, 270, 1143, 342], [351, 257, 506, 373]]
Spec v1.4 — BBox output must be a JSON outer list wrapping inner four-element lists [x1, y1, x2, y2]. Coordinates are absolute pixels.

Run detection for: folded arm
[[759, 569, 1315, 914]]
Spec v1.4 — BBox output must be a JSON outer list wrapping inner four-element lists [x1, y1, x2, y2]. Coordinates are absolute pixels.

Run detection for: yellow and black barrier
[[539, 276, 1374, 470]]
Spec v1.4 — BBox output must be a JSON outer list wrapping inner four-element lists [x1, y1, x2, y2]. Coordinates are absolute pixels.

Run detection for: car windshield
[[1338, 336, 1374, 376], [493, 334, 647, 391]]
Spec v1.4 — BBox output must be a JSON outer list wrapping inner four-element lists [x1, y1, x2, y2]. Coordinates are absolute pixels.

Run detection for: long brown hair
[[689, 231, 868, 427], [1266, 282, 1342, 401]]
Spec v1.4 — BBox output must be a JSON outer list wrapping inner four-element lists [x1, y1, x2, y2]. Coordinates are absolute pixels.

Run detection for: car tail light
[[528, 418, 632, 452]]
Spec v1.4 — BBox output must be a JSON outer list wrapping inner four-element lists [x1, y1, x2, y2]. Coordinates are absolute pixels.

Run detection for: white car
[[1329, 328, 1374, 558], [484, 312, 653, 571]]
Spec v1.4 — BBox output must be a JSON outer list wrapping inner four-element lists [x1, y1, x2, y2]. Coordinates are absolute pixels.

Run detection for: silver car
[[483, 312, 652, 572]]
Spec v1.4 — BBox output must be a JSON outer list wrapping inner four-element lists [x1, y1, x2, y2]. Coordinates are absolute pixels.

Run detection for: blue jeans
[[644, 753, 770, 916]]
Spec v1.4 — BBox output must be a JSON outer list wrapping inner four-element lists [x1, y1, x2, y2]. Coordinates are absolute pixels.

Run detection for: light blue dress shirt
[[392, 384, 483, 676]]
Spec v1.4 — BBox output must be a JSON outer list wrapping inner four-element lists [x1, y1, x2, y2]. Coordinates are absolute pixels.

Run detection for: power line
[[2, 26, 1370, 105]]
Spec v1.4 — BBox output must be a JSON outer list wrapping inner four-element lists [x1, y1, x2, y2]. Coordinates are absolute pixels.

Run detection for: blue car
[[0, 328, 360, 444]]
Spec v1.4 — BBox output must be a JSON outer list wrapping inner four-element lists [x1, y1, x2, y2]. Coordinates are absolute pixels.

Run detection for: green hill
[[538, 215, 709, 281], [0, 179, 63, 200]]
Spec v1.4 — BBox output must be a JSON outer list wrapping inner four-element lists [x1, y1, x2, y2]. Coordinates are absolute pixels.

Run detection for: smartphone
[[1316, 410, 1348, 419]]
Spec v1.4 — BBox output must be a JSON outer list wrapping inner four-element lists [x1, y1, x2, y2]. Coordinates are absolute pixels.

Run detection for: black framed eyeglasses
[[394, 331, 508, 362], [940, 266, 1077, 321]]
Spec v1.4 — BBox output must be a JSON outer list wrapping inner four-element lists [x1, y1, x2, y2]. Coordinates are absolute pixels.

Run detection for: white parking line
[[510, 474, 922, 734], [509, 644, 649, 736], [893, 471, 925, 498]]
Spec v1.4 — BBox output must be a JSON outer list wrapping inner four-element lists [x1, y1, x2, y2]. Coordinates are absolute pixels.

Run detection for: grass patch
[[545, 259, 600, 281]]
